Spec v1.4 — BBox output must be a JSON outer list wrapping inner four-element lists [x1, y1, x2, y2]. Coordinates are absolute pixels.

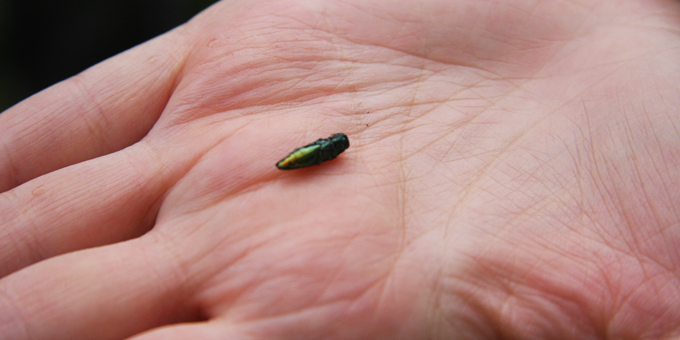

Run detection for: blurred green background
[[0, 0, 219, 112]]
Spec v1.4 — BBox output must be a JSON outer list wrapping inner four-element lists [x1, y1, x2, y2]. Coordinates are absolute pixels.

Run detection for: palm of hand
[[1, 1, 679, 339]]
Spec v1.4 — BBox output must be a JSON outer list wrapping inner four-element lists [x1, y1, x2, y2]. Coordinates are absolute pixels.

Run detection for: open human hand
[[1, 0, 679, 339]]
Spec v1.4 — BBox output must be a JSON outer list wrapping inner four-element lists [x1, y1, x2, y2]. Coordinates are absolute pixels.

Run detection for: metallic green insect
[[276, 133, 350, 170]]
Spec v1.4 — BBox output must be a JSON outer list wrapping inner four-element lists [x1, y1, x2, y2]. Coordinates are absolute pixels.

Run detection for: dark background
[[0, 0, 219, 112]]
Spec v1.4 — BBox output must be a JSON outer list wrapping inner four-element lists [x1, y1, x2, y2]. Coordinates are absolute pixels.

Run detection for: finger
[[0, 27, 188, 192], [0, 235, 200, 340], [127, 321, 244, 340], [0, 140, 176, 277]]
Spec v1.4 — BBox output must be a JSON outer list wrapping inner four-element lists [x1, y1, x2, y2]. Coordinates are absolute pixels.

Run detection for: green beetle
[[276, 133, 350, 170]]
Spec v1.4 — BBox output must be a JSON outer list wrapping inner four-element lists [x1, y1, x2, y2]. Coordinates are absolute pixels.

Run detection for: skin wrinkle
[[601, 136, 650, 263], [151, 117, 275, 209], [217, 235, 374, 325], [606, 271, 669, 336], [641, 100, 680, 239], [427, 214, 459, 338], [375, 280, 407, 338], [153, 27, 192, 90], [462, 175, 652, 338], [11, 186, 63, 265], [314, 12, 483, 71], [439, 95, 561, 234], [450, 286, 503, 340], [500, 267, 590, 337], [69, 72, 113, 153], [476, 113, 672, 334], [313, 241, 360, 305], [391, 86, 505, 156], [74, 68, 127, 149], [195, 245, 264, 319], [117, 149, 165, 239], [184, 230, 270, 311], [624, 114, 672, 268], [353, 259, 395, 314], [139, 60, 187, 135], [128, 192, 163, 241], [580, 100, 632, 249], [0, 139, 19, 190], [608, 257, 672, 335], [456, 263, 522, 337], [140, 235, 197, 318], [0, 283, 31, 339], [13, 95, 70, 139], [597, 173, 641, 260], [643, 277, 680, 327], [235, 301, 351, 338], [0, 210, 43, 275], [170, 63, 353, 125], [389, 128, 413, 336]]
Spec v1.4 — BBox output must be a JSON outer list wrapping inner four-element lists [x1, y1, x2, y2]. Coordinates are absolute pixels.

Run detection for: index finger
[[0, 26, 189, 192]]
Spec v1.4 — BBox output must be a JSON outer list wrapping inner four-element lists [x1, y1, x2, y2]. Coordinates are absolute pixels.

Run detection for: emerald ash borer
[[276, 133, 350, 170]]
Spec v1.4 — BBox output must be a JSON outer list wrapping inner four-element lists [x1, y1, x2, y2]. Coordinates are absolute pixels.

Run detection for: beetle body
[[276, 133, 350, 170]]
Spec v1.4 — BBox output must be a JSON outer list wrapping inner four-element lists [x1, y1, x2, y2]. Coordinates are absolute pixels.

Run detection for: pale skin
[[0, 0, 679, 339]]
